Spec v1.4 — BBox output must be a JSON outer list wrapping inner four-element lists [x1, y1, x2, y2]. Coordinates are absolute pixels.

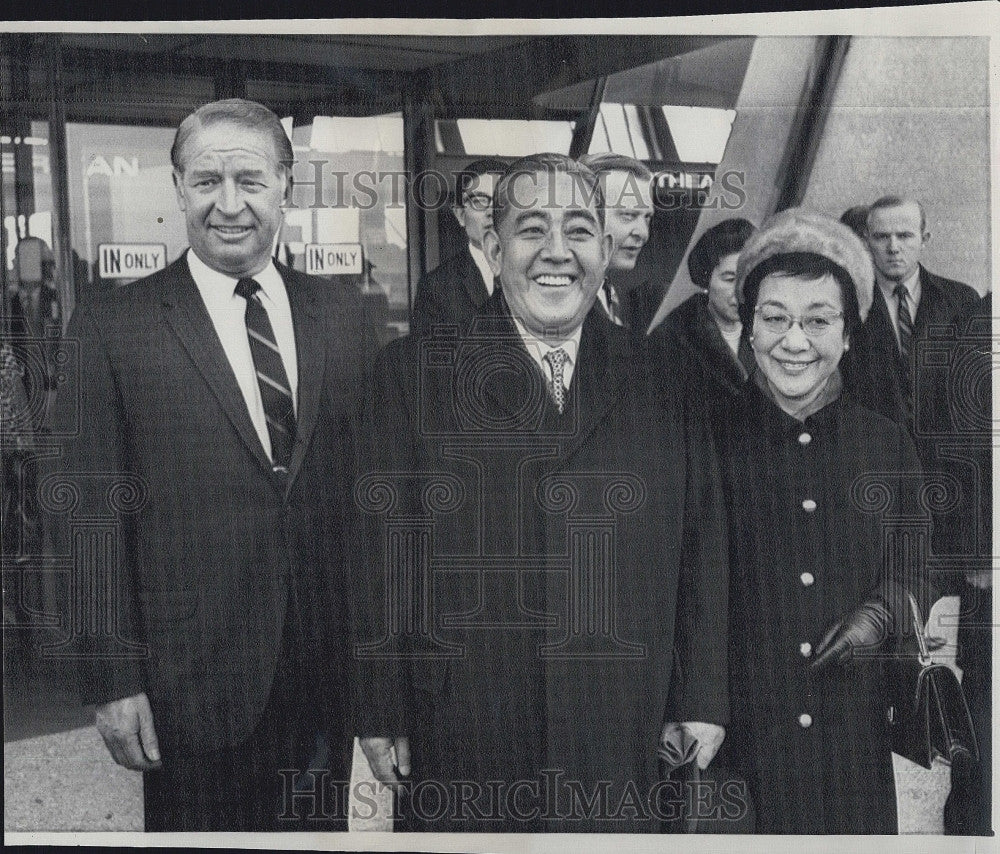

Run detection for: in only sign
[[305, 243, 363, 276], [98, 243, 168, 279]]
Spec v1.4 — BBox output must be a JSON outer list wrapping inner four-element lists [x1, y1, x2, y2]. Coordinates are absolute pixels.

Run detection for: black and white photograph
[[1, 5, 995, 847]]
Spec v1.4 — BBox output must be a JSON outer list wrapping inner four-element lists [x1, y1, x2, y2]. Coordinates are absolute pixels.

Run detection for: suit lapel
[[160, 259, 274, 475], [460, 247, 491, 309], [914, 265, 942, 337], [471, 294, 547, 422], [282, 267, 326, 494], [556, 309, 630, 465]]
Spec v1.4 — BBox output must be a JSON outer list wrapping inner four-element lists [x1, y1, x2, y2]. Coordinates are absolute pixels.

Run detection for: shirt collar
[[509, 313, 582, 366], [877, 265, 921, 305], [186, 248, 284, 306]]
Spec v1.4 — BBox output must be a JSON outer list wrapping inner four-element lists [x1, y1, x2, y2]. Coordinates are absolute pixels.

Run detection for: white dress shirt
[[510, 315, 582, 393], [877, 267, 922, 349], [595, 281, 625, 327], [468, 242, 496, 296], [187, 249, 298, 460]]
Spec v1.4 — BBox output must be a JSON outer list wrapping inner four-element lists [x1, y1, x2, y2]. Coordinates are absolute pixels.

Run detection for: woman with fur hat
[[709, 208, 927, 833]]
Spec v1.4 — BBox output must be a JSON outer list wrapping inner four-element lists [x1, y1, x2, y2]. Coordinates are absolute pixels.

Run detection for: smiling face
[[752, 271, 849, 415], [865, 201, 927, 285], [483, 169, 611, 343], [454, 172, 499, 250], [602, 169, 654, 273], [706, 251, 741, 325], [173, 119, 289, 278]]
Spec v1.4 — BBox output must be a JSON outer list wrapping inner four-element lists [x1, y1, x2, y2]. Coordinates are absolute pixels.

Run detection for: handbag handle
[[907, 592, 932, 667]]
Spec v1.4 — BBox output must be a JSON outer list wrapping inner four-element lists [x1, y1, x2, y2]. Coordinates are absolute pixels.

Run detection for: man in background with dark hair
[[410, 156, 507, 335], [55, 98, 373, 830]]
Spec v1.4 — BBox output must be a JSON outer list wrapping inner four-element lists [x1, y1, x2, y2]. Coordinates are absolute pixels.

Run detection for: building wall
[[804, 36, 991, 294]]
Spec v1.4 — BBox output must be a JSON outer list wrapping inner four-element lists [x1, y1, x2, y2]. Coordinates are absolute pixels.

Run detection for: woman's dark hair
[[738, 252, 862, 338], [687, 218, 756, 289]]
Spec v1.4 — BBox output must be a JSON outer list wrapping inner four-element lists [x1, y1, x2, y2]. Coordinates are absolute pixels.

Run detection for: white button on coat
[[801, 572, 815, 586], [798, 713, 813, 728], [802, 499, 817, 512], [798, 432, 812, 445], [800, 642, 812, 657]]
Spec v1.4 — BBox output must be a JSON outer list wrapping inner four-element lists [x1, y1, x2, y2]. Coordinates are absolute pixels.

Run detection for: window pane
[[283, 113, 408, 342], [65, 122, 185, 288], [437, 119, 574, 157], [661, 106, 736, 164]]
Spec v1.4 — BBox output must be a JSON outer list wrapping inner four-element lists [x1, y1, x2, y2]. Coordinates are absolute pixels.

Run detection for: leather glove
[[810, 596, 892, 671]]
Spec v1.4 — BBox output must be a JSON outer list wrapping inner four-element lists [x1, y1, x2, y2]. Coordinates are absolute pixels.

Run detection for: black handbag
[[887, 593, 980, 769]]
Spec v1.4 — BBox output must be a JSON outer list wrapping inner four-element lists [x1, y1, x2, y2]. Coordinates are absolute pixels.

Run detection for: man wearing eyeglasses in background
[[410, 157, 507, 335]]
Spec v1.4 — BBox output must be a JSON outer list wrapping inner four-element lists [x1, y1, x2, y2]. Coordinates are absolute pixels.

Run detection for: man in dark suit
[[579, 153, 656, 334], [410, 157, 507, 335], [353, 154, 729, 832], [53, 99, 374, 830], [847, 195, 979, 427]]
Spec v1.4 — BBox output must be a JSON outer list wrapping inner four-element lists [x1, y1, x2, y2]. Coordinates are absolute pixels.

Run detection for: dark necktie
[[543, 348, 569, 414], [895, 282, 914, 359], [235, 277, 296, 473]]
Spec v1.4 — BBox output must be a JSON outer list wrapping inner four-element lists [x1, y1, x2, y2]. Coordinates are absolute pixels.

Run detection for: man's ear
[[172, 170, 187, 211], [483, 228, 502, 276], [601, 231, 614, 269], [921, 229, 931, 246], [281, 168, 293, 208], [452, 205, 466, 229]]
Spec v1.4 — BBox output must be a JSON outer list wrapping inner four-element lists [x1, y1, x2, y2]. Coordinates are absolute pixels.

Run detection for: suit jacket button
[[800, 572, 815, 587], [798, 713, 813, 728]]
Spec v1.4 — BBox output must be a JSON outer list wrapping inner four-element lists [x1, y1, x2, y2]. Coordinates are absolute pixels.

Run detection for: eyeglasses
[[462, 193, 492, 211], [754, 308, 844, 337]]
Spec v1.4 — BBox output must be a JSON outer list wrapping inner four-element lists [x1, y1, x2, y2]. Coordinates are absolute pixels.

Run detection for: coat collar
[[468, 290, 631, 465], [458, 245, 492, 310]]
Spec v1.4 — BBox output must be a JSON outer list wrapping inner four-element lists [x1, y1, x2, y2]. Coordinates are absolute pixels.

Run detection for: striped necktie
[[543, 348, 568, 414], [235, 277, 296, 474], [894, 282, 914, 359], [602, 279, 624, 327]]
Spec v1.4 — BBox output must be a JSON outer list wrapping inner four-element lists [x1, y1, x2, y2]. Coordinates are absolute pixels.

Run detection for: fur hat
[[736, 207, 875, 322]]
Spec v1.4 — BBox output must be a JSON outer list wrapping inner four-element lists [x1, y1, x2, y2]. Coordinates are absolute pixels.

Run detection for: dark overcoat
[[714, 381, 925, 834], [352, 291, 729, 832], [652, 292, 754, 399], [410, 245, 491, 336]]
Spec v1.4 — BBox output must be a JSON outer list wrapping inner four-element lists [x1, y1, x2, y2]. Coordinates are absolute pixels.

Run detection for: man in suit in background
[[354, 153, 728, 832], [410, 157, 507, 335], [54, 98, 374, 830], [579, 153, 656, 334], [853, 195, 979, 426]]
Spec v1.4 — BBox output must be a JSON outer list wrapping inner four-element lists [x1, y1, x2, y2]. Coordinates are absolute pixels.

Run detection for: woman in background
[[655, 218, 756, 397]]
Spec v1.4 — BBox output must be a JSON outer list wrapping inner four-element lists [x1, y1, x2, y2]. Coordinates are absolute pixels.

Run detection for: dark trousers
[[143, 580, 348, 831], [944, 585, 993, 836]]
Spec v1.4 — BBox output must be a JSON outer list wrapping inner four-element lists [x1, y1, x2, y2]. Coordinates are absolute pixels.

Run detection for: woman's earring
[[748, 334, 755, 344]]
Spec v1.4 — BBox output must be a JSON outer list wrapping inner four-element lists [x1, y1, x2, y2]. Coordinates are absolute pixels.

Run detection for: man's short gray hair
[[171, 98, 294, 173]]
